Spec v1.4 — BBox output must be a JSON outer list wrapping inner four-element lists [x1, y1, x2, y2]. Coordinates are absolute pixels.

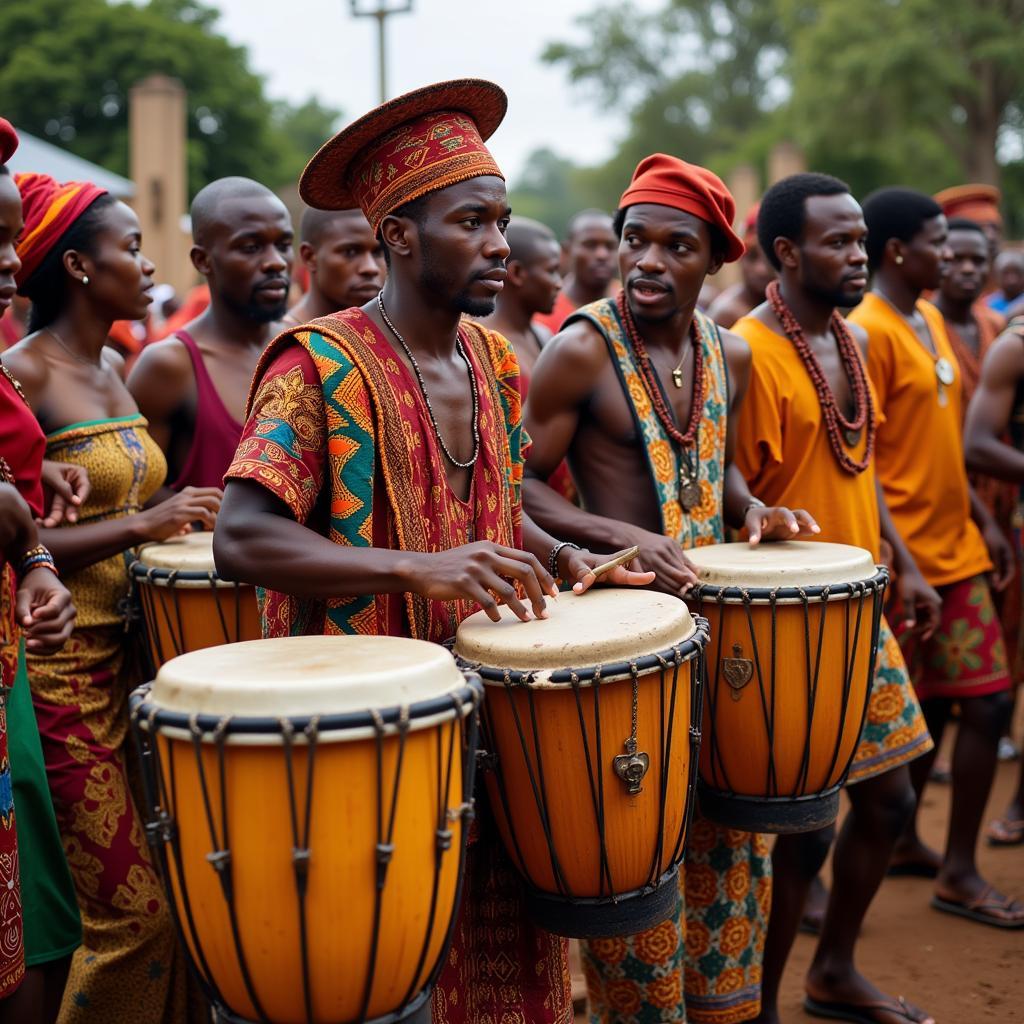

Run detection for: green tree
[[0, 0, 335, 196]]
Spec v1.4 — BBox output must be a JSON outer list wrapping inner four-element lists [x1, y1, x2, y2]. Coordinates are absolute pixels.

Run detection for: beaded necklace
[[616, 290, 705, 508], [766, 280, 875, 475]]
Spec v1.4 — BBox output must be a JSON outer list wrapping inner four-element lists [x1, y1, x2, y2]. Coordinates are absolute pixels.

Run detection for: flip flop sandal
[[986, 817, 1024, 846], [931, 885, 1024, 929], [804, 993, 934, 1023]]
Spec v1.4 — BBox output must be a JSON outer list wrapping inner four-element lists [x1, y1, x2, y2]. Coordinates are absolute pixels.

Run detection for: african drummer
[[212, 79, 652, 1024], [522, 154, 817, 1023]]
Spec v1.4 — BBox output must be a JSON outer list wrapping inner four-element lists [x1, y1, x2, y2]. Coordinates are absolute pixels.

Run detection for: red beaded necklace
[[616, 289, 704, 447], [766, 280, 875, 475]]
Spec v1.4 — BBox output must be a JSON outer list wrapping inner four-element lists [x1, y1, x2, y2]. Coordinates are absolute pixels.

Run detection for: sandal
[[931, 884, 1024, 928], [804, 993, 934, 1023], [986, 816, 1024, 846]]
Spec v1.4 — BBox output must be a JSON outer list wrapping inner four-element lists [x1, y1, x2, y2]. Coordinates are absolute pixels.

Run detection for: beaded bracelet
[[17, 544, 59, 578], [547, 541, 582, 580]]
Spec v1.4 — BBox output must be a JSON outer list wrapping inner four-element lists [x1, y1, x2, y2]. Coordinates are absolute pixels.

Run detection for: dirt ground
[[573, 718, 1024, 1023]]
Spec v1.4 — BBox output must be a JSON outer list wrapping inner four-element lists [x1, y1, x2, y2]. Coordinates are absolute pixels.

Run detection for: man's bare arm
[[126, 338, 193, 453], [964, 330, 1024, 482]]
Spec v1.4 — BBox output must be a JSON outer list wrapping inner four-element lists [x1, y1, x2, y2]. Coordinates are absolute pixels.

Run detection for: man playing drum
[[731, 173, 936, 1024], [213, 79, 650, 1023], [523, 153, 817, 1024]]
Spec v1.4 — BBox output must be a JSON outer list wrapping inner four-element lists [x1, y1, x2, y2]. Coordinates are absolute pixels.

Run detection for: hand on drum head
[[414, 542, 557, 622], [17, 567, 76, 654], [746, 505, 820, 545], [897, 567, 942, 640], [136, 486, 223, 541], [566, 547, 657, 595], [38, 460, 90, 527], [588, 528, 695, 597]]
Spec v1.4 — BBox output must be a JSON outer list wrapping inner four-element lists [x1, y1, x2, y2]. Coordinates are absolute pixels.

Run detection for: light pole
[[348, 1, 413, 104]]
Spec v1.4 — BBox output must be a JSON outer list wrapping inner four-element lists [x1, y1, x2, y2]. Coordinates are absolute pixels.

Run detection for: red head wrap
[[933, 183, 1002, 229], [619, 154, 745, 263], [300, 79, 507, 233], [743, 202, 760, 246], [0, 119, 18, 166], [13, 173, 108, 289]]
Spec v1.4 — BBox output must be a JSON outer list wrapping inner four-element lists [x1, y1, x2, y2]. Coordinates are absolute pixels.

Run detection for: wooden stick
[[588, 545, 641, 580]]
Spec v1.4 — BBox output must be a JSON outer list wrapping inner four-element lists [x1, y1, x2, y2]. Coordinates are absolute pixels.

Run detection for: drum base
[[211, 985, 433, 1024], [698, 782, 841, 834], [525, 865, 679, 939]]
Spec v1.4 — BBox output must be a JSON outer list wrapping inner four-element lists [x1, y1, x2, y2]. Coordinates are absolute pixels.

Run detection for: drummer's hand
[[747, 505, 820, 545], [897, 568, 942, 641], [562, 548, 656, 596], [17, 568, 76, 654], [982, 520, 1015, 593], [136, 486, 222, 541], [38, 461, 90, 527], [417, 542, 556, 623], [611, 529, 698, 597]]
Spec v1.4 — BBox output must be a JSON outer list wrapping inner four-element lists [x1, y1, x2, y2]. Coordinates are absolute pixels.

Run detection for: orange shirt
[[532, 290, 578, 335], [850, 293, 991, 587], [733, 317, 882, 561]]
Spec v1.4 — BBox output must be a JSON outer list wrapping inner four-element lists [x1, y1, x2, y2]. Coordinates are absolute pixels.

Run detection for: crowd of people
[[0, 72, 1022, 1024]]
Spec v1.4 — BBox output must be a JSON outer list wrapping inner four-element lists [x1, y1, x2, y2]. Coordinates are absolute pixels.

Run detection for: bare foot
[[887, 837, 941, 878]]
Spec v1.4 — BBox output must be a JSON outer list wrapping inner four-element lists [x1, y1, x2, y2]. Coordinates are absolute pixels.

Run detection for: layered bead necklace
[[766, 280, 875, 475], [616, 290, 705, 508]]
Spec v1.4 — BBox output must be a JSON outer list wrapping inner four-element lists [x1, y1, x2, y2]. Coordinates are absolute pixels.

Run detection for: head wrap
[[619, 154, 745, 262], [933, 184, 1002, 229], [13, 173, 108, 289], [0, 119, 18, 166], [299, 79, 507, 233]]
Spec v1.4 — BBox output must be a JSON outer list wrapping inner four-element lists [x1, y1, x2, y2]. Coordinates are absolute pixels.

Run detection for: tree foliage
[[0, 0, 339, 197], [537, 0, 1024, 232]]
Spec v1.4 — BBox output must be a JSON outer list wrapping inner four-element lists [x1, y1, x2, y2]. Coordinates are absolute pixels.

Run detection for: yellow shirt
[[849, 293, 991, 587]]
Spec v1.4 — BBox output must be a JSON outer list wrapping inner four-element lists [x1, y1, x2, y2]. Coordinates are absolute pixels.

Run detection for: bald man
[[479, 216, 561, 378], [534, 208, 618, 333], [128, 176, 294, 491], [285, 207, 385, 325]]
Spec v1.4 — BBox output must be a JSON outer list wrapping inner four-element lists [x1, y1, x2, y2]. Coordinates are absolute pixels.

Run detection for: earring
[[894, 255, 903, 265], [81, 275, 90, 284]]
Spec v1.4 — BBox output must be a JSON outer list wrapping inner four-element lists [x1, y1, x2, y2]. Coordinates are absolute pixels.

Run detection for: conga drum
[[130, 636, 481, 1024], [689, 541, 887, 834], [129, 532, 260, 666], [454, 589, 707, 938]]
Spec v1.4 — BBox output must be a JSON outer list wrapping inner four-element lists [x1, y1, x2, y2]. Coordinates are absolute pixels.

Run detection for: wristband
[[741, 497, 766, 521], [547, 541, 582, 580], [17, 544, 58, 579]]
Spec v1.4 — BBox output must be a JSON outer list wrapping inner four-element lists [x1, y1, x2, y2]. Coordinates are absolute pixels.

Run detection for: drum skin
[[157, 726, 462, 1023], [698, 591, 876, 798], [483, 662, 691, 896], [131, 534, 260, 664]]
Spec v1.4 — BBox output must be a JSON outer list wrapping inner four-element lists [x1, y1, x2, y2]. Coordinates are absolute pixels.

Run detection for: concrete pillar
[[768, 141, 807, 186], [129, 75, 192, 294], [717, 163, 761, 289]]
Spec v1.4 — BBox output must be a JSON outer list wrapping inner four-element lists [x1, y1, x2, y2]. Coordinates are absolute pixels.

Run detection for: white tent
[[6, 129, 135, 199]]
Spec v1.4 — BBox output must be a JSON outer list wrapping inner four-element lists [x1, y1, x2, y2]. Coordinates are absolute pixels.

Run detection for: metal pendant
[[723, 644, 754, 701], [935, 357, 955, 387], [679, 468, 701, 510], [844, 427, 861, 447], [613, 737, 650, 795]]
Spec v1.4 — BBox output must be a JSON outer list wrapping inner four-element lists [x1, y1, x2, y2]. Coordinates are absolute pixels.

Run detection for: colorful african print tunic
[[227, 310, 572, 1024], [27, 416, 191, 1023], [569, 299, 769, 1024]]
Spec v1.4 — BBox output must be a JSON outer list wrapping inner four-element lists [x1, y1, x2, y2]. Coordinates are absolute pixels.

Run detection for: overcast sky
[[212, 0, 662, 184]]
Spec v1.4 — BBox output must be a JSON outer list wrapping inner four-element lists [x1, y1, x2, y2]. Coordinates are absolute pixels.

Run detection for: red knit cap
[[14, 173, 108, 289], [0, 119, 18, 166], [619, 154, 745, 263]]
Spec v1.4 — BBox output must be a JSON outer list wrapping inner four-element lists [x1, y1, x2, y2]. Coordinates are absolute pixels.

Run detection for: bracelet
[[547, 541, 582, 579], [17, 544, 58, 579]]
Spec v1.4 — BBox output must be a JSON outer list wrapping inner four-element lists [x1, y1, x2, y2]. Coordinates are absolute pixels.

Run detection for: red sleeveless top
[[170, 331, 244, 490]]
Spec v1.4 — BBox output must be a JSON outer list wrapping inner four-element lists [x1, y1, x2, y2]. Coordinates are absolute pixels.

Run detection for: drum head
[[454, 588, 695, 675], [136, 532, 218, 572], [149, 635, 467, 721], [688, 541, 877, 589]]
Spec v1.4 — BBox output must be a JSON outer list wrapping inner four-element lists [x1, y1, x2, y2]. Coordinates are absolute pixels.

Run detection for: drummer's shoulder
[[717, 326, 753, 375], [540, 318, 609, 376], [129, 334, 193, 382]]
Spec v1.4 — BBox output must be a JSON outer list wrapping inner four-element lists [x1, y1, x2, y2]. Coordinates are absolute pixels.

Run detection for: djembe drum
[[689, 541, 887, 834], [130, 636, 481, 1024], [454, 588, 707, 938], [129, 532, 260, 667]]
